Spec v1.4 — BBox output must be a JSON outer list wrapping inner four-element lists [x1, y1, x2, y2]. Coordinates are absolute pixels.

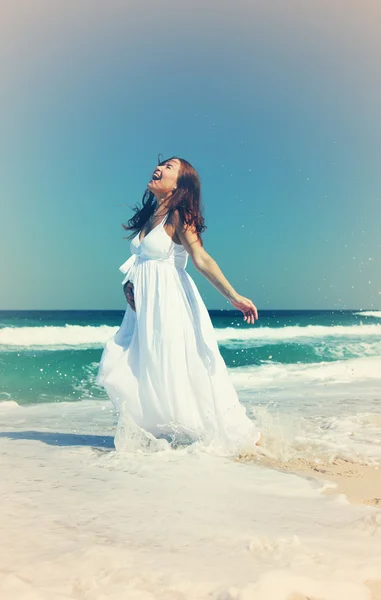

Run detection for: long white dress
[[96, 213, 261, 454]]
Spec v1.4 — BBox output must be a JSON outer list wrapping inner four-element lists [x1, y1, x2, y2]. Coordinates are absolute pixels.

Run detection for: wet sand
[[242, 453, 381, 507], [236, 453, 381, 598]]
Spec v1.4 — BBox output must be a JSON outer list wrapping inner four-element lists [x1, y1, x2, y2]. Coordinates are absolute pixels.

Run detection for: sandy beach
[[1, 399, 381, 600], [245, 454, 381, 507], [241, 454, 381, 599]]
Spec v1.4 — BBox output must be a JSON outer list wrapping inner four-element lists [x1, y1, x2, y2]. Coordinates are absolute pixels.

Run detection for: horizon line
[[0, 308, 378, 313]]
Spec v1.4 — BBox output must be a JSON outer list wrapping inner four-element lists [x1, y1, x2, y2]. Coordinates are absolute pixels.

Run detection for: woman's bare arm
[[174, 211, 258, 324]]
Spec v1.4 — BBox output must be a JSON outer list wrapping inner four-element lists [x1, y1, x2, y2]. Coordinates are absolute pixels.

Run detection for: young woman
[[96, 156, 261, 454]]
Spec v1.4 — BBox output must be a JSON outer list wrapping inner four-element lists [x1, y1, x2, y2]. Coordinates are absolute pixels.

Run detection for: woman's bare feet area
[[234, 432, 264, 462]]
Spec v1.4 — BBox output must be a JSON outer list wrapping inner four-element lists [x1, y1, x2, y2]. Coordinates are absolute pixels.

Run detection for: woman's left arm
[[175, 215, 258, 324]]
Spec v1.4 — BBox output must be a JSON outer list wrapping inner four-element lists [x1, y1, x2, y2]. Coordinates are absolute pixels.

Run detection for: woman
[[96, 155, 261, 454]]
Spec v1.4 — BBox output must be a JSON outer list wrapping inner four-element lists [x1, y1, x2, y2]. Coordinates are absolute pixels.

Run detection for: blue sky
[[1, 0, 380, 310]]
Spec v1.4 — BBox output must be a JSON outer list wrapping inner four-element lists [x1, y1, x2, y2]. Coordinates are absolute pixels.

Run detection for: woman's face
[[147, 159, 181, 198]]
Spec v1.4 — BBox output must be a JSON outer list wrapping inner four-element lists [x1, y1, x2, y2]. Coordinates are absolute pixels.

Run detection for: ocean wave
[[313, 340, 381, 360], [1, 322, 381, 349], [214, 324, 381, 343], [0, 324, 118, 348], [230, 354, 381, 389], [353, 310, 381, 318]]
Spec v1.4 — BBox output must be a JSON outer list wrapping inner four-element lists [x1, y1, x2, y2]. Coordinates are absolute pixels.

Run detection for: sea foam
[[0, 399, 380, 600], [1, 322, 380, 349]]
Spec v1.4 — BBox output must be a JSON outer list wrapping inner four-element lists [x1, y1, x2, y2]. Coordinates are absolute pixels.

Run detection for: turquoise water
[[0, 309, 380, 406]]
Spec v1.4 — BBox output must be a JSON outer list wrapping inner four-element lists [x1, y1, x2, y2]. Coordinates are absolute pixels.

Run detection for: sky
[[1, 0, 380, 310]]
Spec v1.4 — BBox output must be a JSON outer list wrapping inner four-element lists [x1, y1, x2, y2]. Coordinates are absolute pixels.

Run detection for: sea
[[1, 308, 381, 460], [1, 308, 381, 599]]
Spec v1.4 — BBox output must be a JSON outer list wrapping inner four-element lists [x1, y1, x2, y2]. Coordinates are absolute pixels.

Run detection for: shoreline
[[237, 452, 381, 507], [238, 452, 381, 599], [2, 396, 381, 600]]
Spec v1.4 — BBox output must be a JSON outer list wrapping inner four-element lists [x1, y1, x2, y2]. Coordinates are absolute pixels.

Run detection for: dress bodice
[[119, 213, 188, 284]]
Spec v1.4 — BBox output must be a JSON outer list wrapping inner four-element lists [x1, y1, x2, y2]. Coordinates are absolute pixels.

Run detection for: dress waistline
[[119, 254, 186, 285]]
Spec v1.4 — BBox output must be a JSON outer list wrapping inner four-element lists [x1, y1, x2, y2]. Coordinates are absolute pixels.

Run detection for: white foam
[[215, 323, 381, 344], [0, 400, 380, 600], [228, 356, 381, 464], [1, 322, 381, 349], [353, 310, 381, 318], [0, 324, 117, 348], [0, 399, 20, 409], [230, 354, 381, 391]]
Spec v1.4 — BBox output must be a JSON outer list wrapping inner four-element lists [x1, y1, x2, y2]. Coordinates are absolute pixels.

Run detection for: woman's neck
[[154, 193, 173, 208]]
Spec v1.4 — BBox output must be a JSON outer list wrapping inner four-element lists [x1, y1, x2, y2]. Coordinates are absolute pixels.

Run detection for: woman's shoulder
[[171, 209, 196, 234], [171, 208, 181, 226]]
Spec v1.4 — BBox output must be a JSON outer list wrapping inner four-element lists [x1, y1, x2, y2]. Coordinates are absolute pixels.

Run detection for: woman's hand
[[230, 294, 258, 324], [123, 281, 136, 312]]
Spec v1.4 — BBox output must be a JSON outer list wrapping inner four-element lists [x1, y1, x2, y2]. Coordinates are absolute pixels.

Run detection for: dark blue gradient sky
[[1, 0, 380, 309]]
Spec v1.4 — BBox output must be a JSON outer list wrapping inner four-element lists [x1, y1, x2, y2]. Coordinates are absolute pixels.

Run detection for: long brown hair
[[122, 154, 206, 243]]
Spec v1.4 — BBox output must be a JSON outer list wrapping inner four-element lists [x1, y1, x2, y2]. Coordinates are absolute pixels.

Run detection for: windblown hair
[[122, 154, 206, 244]]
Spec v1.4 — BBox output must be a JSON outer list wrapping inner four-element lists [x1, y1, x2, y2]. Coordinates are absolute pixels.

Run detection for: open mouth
[[151, 172, 161, 181]]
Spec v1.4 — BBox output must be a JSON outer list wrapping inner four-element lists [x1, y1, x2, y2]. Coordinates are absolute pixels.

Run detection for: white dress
[[96, 213, 261, 454]]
